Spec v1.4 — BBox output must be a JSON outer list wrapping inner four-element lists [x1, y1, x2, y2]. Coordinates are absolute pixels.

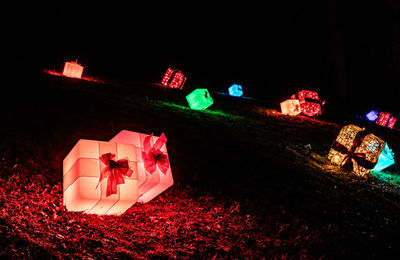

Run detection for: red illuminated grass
[[43, 69, 105, 84], [0, 175, 320, 259]]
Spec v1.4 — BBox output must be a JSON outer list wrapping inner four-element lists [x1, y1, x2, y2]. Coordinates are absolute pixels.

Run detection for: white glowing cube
[[110, 130, 174, 203], [280, 99, 301, 116], [62, 61, 84, 79], [63, 140, 139, 215]]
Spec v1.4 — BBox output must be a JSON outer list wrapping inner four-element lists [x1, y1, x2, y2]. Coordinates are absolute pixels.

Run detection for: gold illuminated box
[[328, 124, 385, 177]]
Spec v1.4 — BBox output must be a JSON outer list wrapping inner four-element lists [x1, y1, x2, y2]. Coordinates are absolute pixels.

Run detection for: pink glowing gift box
[[280, 99, 301, 116], [110, 130, 173, 203], [161, 68, 187, 89], [63, 140, 139, 215], [290, 90, 324, 117], [376, 112, 397, 129], [62, 61, 84, 79]]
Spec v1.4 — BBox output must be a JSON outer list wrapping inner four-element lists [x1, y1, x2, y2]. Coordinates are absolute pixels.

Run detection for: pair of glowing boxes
[[366, 110, 397, 129], [63, 130, 173, 215], [63, 61, 84, 79], [280, 90, 325, 117], [328, 124, 395, 177]]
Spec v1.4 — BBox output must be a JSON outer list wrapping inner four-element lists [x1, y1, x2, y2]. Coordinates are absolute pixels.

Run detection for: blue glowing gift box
[[186, 89, 214, 110], [366, 110, 379, 122], [228, 84, 243, 97], [372, 143, 395, 172]]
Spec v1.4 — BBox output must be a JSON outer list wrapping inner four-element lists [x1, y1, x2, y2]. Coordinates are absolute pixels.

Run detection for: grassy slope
[[0, 72, 399, 259]]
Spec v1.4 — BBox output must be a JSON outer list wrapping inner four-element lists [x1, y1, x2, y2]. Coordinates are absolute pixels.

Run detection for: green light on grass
[[186, 89, 214, 110], [371, 170, 400, 186]]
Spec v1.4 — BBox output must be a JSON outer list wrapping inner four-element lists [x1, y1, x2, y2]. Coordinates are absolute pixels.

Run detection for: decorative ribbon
[[304, 97, 325, 106], [290, 93, 325, 116], [97, 153, 133, 197], [292, 94, 325, 106], [166, 70, 186, 89], [142, 133, 170, 175], [331, 130, 376, 173]]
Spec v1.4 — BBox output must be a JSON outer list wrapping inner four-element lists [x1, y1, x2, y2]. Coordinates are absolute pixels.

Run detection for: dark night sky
[[4, 1, 400, 116]]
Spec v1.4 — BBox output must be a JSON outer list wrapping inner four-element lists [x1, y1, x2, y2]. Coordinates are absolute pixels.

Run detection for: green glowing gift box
[[372, 143, 395, 172], [186, 89, 214, 110]]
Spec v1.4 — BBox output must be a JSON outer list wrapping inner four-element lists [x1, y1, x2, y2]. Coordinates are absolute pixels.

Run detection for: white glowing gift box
[[63, 61, 84, 79], [63, 140, 139, 215], [110, 130, 173, 203], [280, 99, 301, 116]]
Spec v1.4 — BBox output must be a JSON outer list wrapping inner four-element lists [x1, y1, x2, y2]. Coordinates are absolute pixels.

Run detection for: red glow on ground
[[0, 177, 320, 259], [254, 106, 339, 127], [43, 69, 105, 84]]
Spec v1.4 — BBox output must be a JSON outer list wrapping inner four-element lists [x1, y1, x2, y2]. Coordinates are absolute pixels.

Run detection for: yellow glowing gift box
[[110, 130, 173, 203], [328, 124, 385, 177], [63, 140, 139, 215]]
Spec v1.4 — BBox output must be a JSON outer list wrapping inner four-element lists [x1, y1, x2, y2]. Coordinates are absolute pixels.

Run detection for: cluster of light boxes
[[280, 90, 323, 117]]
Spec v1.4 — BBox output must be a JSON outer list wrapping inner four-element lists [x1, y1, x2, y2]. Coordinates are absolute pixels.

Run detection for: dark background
[[4, 0, 400, 120]]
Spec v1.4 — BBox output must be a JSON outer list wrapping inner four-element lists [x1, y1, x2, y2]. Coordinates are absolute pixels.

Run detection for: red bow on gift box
[[331, 130, 376, 173], [97, 153, 133, 197], [142, 133, 170, 175]]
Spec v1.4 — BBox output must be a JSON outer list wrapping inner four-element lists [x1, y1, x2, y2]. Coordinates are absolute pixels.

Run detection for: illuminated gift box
[[62, 61, 84, 79], [228, 84, 243, 97], [110, 131, 173, 203], [290, 90, 324, 117], [372, 143, 395, 172], [328, 124, 386, 177], [366, 110, 379, 122], [63, 140, 139, 215], [376, 112, 397, 129], [280, 99, 301, 116], [161, 68, 187, 89], [186, 89, 214, 110]]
